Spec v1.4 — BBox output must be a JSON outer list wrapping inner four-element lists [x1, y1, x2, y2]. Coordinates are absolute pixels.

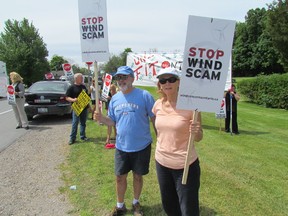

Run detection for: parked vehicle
[[24, 80, 72, 120]]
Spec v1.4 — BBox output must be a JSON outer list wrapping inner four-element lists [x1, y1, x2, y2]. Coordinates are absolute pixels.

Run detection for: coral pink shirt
[[152, 99, 198, 169]]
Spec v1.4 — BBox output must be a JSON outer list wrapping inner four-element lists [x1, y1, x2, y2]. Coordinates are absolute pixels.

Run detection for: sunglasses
[[115, 75, 129, 81], [159, 77, 178, 84]]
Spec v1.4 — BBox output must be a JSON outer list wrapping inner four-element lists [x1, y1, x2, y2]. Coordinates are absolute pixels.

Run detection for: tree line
[[0, 1, 287, 85], [233, 0, 288, 76]]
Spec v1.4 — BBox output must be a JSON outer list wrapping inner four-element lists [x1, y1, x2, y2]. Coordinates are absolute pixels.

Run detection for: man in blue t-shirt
[[94, 66, 156, 216]]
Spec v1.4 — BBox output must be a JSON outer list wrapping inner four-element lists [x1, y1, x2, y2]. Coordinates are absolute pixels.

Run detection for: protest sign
[[71, 90, 91, 116], [0, 77, 8, 97], [0, 61, 8, 97], [127, 52, 183, 86], [62, 63, 74, 80], [101, 73, 112, 101], [178, 15, 235, 184], [176, 15, 236, 113], [78, 0, 109, 62], [45, 72, 54, 80], [215, 98, 226, 119], [7, 85, 16, 105]]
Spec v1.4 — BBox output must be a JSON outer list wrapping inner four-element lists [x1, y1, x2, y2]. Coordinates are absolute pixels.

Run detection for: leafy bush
[[238, 73, 288, 110]]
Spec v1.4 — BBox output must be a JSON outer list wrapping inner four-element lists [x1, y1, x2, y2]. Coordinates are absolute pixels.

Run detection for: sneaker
[[132, 202, 143, 216], [111, 204, 127, 216], [81, 137, 89, 141]]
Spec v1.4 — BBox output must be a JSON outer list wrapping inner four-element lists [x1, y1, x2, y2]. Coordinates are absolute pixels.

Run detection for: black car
[[24, 80, 72, 120]]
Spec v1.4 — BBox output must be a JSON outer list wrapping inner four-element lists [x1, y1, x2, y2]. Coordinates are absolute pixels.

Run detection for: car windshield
[[29, 82, 68, 92]]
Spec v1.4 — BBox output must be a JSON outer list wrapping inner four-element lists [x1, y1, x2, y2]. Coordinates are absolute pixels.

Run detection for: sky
[[0, 0, 273, 68]]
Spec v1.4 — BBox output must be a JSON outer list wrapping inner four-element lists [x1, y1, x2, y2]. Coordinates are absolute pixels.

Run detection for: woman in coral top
[[152, 67, 203, 216]]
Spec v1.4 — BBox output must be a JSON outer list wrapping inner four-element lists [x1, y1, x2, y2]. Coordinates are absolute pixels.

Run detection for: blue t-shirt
[[108, 88, 155, 152]]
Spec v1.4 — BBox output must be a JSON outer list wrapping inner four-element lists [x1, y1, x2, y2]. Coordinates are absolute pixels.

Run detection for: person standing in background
[[225, 84, 240, 134], [66, 73, 89, 144], [89, 79, 96, 120], [105, 83, 117, 145], [9, 72, 29, 130]]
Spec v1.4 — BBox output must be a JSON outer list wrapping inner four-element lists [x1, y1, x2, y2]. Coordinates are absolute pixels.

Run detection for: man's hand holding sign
[[177, 15, 236, 184], [71, 90, 91, 116]]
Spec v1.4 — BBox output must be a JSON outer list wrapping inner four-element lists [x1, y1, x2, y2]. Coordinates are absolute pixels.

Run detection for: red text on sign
[[189, 47, 224, 59]]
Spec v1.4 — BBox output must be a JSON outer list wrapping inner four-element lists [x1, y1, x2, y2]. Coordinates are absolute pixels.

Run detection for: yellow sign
[[72, 90, 90, 116]]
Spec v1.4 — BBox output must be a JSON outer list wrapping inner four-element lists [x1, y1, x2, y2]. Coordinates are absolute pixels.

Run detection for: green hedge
[[237, 73, 288, 110]]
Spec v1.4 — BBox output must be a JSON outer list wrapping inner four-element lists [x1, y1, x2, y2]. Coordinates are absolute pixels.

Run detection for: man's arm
[[66, 96, 77, 103]]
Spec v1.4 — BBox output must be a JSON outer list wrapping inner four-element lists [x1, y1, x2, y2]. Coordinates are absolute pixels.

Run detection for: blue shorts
[[114, 144, 151, 176]]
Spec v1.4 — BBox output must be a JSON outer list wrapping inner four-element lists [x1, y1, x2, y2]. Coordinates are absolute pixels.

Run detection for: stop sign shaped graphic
[[161, 61, 170, 69], [86, 62, 93, 66], [63, 63, 72, 72], [7, 85, 14, 95], [105, 74, 112, 86]]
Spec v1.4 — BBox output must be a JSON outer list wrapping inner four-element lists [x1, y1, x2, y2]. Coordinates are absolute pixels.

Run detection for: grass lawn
[[60, 86, 288, 216]]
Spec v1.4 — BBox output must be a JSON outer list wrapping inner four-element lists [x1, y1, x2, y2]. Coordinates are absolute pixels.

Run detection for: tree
[[0, 18, 49, 85], [103, 48, 133, 74], [266, 0, 288, 71], [49, 55, 68, 72], [233, 22, 251, 76], [233, 8, 283, 76]]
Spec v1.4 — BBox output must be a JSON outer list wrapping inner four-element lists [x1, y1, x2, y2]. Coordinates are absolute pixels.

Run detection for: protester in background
[[152, 67, 203, 216], [94, 66, 156, 216], [105, 83, 117, 145], [66, 73, 89, 144], [89, 79, 96, 120], [9, 72, 29, 130], [225, 84, 240, 134]]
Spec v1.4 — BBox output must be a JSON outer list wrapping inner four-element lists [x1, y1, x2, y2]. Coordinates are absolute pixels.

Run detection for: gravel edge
[[0, 120, 76, 216]]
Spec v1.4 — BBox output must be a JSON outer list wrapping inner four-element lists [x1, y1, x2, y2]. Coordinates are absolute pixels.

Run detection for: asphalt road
[[0, 97, 28, 152], [0, 97, 73, 152]]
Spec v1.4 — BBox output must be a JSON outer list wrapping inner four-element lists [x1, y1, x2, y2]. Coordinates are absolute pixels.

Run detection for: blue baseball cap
[[114, 66, 134, 78]]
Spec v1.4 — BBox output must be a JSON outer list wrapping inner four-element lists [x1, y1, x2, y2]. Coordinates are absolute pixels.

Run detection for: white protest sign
[[0, 61, 8, 97], [7, 85, 16, 105], [45, 72, 55, 80], [176, 15, 236, 113], [127, 52, 183, 87], [0, 77, 8, 97], [78, 0, 109, 62], [62, 63, 74, 80], [101, 73, 112, 101], [215, 98, 226, 119]]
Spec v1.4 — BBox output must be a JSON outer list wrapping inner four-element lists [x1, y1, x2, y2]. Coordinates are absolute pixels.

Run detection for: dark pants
[[225, 111, 238, 133], [70, 108, 88, 141], [156, 159, 200, 216]]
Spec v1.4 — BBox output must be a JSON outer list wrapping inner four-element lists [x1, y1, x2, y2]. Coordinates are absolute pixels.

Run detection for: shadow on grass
[[141, 204, 166, 216], [139, 204, 217, 216], [202, 124, 269, 136]]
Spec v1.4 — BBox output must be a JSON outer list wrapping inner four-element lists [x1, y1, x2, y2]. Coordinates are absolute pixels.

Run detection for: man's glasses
[[159, 77, 178, 84], [115, 75, 129, 81]]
